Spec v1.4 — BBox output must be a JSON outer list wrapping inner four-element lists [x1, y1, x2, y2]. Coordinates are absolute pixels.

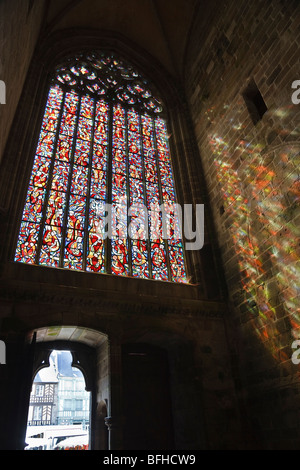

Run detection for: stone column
[[106, 339, 123, 450], [0, 330, 35, 450]]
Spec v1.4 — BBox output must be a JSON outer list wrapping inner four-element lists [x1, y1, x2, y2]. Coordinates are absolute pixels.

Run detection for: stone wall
[[185, 0, 300, 449], [0, 0, 45, 167]]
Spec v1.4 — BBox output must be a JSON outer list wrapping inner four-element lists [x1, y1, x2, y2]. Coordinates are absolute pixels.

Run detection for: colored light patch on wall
[[210, 126, 300, 359]]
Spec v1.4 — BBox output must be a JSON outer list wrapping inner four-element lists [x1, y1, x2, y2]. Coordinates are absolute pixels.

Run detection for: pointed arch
[[14, 50, 187, 283]]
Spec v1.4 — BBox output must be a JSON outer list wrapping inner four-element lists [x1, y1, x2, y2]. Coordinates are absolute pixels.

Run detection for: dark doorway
[[122, 343, 174, 450]]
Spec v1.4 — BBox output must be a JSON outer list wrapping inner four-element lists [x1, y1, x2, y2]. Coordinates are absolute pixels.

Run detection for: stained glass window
[[15, 52, 187, 283]]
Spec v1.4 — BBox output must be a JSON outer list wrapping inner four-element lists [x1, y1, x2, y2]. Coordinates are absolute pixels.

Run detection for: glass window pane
[[15, 53, 187, 283]]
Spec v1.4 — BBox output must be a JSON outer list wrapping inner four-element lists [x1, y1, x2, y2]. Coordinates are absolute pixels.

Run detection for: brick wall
[[185, 0, 300, 448]]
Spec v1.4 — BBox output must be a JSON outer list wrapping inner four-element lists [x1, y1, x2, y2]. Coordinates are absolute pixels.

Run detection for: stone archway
[[26, 326, 109, 451]]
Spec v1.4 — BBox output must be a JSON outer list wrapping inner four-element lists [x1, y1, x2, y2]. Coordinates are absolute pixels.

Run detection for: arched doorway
[[25, 326, 109, 451]]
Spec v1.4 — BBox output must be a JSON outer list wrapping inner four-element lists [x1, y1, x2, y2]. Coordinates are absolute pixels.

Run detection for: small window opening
[[242, 79, 267, 125]]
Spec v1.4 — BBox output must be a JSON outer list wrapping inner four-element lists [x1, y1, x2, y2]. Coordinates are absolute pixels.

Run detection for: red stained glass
[[128, 113, 139, 133], [87, 232, 105, 273], [112, 148, 126, 174], [45, 190, 67, 227], [129, 154, 142, 179], [64, 92, 79, 115], [67, 194, 86, 231], [88, 198, 107, 235], [51, 161, 70, 191], [47, 86, 64, 109], [95, 100, 109, 121], [112, 173, 127, 203], [144, 158, 158, 184], [60, 111, 76, 136], [168, 244, 186, 282], [93, 144, 107, 170], [22, 186, 45, 224], [90, 168, 106, 199], [111, 204, 127, 239], [81, 95, 94, 119], [42, 107, 60, 132], [162, 186, 176, 203], [74, 140, 91, 166], [129, 205, 148, 241], [64, 228, 84, 270], [130, 178, 144, 205], [159, 161, 173, 187], [94, 122, 108, 145], [56, 136, 73, 162], [113, 128, 126, 148], [36, 132, 56, 158], [16, 55, 187, 283], [70, 165, 89, 195], [151, 242, 168, 280], [149, 210, 163, 242], [146, 184, 160, 208], [40, 225, 62, 267], [30, 156, 52, 188], [164, 205, 182, 242], [111, 239, 128, 275], [78, 117, 92, 141], [15, 222, 40, 263], [131, 240, 149, 278]]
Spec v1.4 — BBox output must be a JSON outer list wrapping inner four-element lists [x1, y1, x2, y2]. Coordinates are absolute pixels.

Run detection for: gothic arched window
[[15, 52, 187, 283]]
